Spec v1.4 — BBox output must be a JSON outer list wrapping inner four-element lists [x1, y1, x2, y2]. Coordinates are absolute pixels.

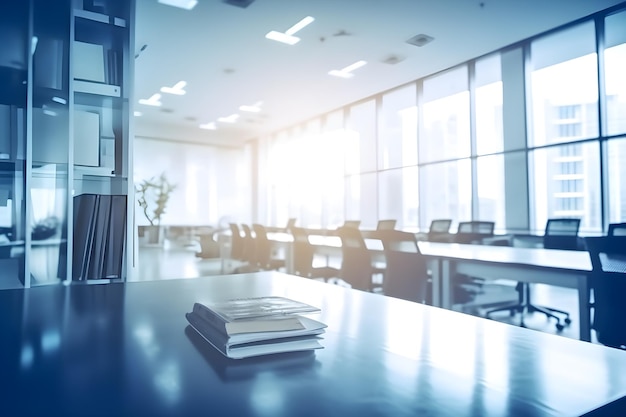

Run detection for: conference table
[[2, 271, 626, 416], [259, 232, 594, 341]]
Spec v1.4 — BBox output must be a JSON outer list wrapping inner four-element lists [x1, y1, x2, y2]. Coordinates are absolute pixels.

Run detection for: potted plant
[[136, 172, 176, 244]]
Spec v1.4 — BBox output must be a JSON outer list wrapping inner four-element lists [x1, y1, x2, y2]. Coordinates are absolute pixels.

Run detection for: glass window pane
[[476, 154, 505, 231], [419, 159, 471, 229], [604, 10, 626, 136], [421, 66, 470, 163], [607, 137, 626, 223], [346, 100, 376, 174], [378, 167, 418, 230], [529, 142, 601, 234], [378, 84, 417, 169], [321, 112, 346, 228], [529, 22, 599, 147], [345, 173, 377, 229], [475, 54, 504, 155]]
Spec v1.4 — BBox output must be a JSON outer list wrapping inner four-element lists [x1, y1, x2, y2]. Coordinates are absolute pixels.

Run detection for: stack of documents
[[185, 296, 326, 359]]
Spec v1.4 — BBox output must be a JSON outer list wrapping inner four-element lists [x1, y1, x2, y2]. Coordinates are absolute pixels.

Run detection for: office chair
[[585, 236, 626, 348], [233, 224, 259, 273], [376, 219, 397, 231], [342, 220, 361, 229], [378, 230, 429, 303], [427, 219, 453, 242], [336, 226, 385, 292], [252, 224, 285, 271], [290, 226, 340, 281], [228, 223, 245, 261], [608, 222, 626, 236], [486, 218, 579, 331], [454, 221, 495, 244]]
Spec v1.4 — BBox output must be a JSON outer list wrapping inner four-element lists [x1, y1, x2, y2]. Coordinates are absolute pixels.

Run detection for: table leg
[[441, 259, 452, 309], [578, 274, 591, 342]]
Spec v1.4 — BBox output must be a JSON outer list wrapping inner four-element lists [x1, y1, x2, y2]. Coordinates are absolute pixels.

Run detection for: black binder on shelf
[[73, 193, 126, 280], [72, 193, 98, 280], [102, 194, 126, 278]]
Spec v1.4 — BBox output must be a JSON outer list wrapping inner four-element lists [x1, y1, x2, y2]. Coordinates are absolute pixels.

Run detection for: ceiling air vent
[[381, 54, 406, 65], [222, 0, 255, 8], [406, 34, 434, 47]]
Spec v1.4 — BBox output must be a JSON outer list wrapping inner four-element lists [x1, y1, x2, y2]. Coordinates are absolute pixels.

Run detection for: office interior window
[[346, 100, 376, 175], [604, 10, 626, 136], [420, 66, 470, 163], [378, 166, 419, 231], [476, 154, 505, 231], [607, 137, 626, 223], [529, 142, 601, 234], [475, 54, 504, 155], [529, 21, 598, 147], [378, 84, 418, 170], [134, 137, 248, 226], [419, 159, 471, 230], [345, 172, 377, 229], [321, 111, 346, 228]]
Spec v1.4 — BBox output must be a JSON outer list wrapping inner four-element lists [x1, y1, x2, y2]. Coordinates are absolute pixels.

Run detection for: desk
[[419, 242, 593, 341], [1, 272, 626, 416]]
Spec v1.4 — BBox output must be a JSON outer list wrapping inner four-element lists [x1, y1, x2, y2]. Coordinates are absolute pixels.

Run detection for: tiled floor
[[134, 240, 596, 344]]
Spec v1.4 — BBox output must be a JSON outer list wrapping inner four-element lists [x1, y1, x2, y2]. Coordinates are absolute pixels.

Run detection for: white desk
[[418, 241, 593, 341]]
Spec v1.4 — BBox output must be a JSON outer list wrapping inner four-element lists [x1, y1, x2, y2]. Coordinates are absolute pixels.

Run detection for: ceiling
[[134, 0, 624, 147]]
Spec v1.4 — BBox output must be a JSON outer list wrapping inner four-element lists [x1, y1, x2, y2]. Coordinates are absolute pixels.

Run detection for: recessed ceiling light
[[138, 93, 162, 107], [265, 16, 314, 45], [217, 114, 240, 123], [328, 60, 367, 78], [157, 0, 198, 10], [199, 122, 217, 130], [160, 81, 187, 95], [239, 101, 263, 112], [134, 111, 143, 117]]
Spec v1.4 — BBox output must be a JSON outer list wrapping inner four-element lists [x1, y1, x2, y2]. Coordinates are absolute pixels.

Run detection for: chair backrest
[[228, 223, 244, 260], [427, 219, 453, 242], [290, 226, 315, 277], [376, 219, 397, 231], [337, 226, 372, 291], [455, 221, 495, 244], [343, 220, 361, 229], [544, 218, 580, 250], [608, 222, 626, 236], [285, 218, 297, 232], [377, 230, 428, 303], [584, 236, 626, 348], [240, 224, 256, 263], [252, 224, 272, 266]]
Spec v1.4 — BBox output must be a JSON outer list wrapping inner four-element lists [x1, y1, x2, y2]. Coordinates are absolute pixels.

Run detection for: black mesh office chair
[[585, 236, 626, 348], [336, 226, 384, 292], [608, 222, 626, 236], [376, 219, 397, 231], [378, 230, 429, 303], [290, 226, 340, 281], [454, 221, 495, 244], [427, 219, 453, 242], [451, 221, 495, 306], [485, 218, 579, 331]]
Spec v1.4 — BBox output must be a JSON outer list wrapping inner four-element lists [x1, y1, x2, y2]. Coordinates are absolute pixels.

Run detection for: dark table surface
[[2, 271, 626, 417]]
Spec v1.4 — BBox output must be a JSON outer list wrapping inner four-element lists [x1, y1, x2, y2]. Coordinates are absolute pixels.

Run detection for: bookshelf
[[0, 0, 134, 288]]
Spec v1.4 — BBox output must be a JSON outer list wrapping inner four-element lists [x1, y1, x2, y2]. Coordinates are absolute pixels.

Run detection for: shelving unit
[[0, 0, 134, 289]]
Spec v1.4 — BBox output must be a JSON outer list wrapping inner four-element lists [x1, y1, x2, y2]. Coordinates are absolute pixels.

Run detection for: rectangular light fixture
[[217, 114, 239, 123], [161, 81, 187, 95], [158, 0, 198, 10], [138, 93, 162, 107], [265, 31, 300, 45], [328, 60, 367, 78], [199, 122, 217, 130], [266, 16, 314, 45]]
